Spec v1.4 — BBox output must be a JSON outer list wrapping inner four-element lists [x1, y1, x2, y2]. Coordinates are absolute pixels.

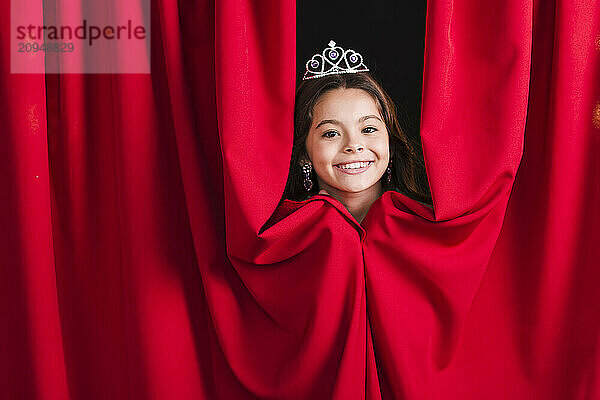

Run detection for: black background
[[297, 1, 428, 141]]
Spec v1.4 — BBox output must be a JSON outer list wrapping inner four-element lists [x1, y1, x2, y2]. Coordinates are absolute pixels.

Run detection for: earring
[[385, 158, 393, 185], [302, 162, 313, 191]]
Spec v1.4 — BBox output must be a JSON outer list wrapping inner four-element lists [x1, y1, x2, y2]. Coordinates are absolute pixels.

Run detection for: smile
[[334, 161, 374, 174]]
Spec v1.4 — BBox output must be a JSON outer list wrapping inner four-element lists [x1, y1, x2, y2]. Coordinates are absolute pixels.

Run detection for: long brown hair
[[282, 73, 432, 205]]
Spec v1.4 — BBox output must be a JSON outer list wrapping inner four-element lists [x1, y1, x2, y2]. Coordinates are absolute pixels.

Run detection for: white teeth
[[337, 161, 371, 169]]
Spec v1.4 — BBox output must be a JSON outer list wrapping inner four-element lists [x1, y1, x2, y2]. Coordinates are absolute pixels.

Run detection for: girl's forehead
[[313, 88, 381, 118]]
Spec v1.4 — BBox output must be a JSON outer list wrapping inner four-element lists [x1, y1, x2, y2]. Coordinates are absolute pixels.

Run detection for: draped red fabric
[[1, 0, 599, 398]]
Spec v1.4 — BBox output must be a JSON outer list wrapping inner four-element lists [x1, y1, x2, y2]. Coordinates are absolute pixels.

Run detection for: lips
[[334, 161, 374, 174]]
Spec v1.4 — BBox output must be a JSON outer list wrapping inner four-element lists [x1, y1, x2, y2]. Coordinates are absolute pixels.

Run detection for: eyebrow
[[315, 114, 382, 129]]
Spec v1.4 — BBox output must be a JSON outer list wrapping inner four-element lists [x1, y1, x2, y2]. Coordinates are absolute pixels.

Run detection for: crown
[[303, 40, 369, 80]]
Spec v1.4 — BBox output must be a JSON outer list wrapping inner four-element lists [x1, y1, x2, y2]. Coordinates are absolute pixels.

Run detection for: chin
[[334, 181, 379, 193]]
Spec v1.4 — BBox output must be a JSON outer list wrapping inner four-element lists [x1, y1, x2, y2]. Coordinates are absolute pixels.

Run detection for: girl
[[283, 71, 432, 223]]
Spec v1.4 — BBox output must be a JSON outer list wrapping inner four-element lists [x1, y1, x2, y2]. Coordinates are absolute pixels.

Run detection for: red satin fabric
[[1, 0, 599, 399]]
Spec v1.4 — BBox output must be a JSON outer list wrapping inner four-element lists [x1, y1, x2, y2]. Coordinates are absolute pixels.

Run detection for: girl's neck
[[320, 182, 383, 223]]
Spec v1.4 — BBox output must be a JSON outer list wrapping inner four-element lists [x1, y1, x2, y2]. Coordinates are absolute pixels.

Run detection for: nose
[[344, 132, 365, 153]]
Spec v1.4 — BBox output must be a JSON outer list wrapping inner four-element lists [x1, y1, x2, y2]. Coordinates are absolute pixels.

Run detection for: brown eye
[[322, 130, 339, 138], [362, 127, 377, 134]]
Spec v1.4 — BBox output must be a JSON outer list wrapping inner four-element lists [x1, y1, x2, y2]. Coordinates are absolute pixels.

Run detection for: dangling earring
[[385, 158, 393, 185], [302, 162, 313, 191]]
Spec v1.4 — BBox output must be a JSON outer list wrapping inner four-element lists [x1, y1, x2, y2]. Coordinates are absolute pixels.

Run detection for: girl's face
[[305, 88, 390, 195]]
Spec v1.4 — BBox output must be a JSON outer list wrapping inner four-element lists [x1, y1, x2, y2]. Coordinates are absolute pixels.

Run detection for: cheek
[[312, 151, 337, 173], [307, 139, 336, 166], [374, 136, 390, 161]]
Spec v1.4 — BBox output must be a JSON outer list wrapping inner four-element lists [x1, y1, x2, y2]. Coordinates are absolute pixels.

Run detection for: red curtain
[[1, 0, 599, 398]]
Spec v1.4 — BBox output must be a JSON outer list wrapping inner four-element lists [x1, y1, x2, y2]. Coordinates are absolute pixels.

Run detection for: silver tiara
[[303, 40, 369, 80]]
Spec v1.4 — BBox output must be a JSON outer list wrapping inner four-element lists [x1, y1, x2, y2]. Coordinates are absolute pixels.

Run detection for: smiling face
[[304, 88, 390, 196]]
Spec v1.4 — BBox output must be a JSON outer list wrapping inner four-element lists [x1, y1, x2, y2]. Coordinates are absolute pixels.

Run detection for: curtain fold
[[1, 0, 598, 399], [0, 0, 69, 398]]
